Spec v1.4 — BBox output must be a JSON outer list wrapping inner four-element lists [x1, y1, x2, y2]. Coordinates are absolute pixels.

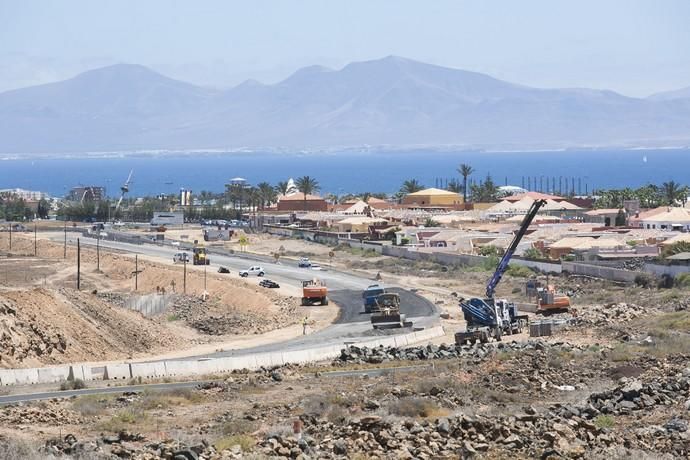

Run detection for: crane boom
[[485, 199, 546, 299]]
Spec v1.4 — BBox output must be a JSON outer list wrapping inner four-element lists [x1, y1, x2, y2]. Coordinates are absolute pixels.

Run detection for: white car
[[239, 266, 265, 277], [310, 263, 323, 271]]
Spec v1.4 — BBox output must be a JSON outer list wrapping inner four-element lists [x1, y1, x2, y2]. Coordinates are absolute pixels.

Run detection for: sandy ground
[[0, 232, 337, 368]]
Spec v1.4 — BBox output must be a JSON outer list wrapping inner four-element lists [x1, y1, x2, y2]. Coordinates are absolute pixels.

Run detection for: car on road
[[173, 252, 190, 263], [310, 263, 323, 271], [298, 257, 311, 268], [259, 279, 280, 288], [239, 266, 265, 277]]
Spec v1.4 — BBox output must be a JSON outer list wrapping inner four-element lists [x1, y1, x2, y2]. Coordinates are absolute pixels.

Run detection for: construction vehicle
[[301, 279, 328, 306], [536, 285, 571, 314], [455, 200, 545, 344], [370, 292, 411, 329], [362, 284, 386, 313], [192, 246, 210, 265]]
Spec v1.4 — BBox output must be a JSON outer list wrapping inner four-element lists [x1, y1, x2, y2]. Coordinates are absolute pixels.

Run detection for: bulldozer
[[370, 292, 410, 329], [536, 285, 570, 315], [301, 279, 328, 306], [193, 246, 210, 265]]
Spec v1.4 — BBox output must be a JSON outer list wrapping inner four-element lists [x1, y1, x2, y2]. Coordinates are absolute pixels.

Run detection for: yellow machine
[[193, 246, 210, 265]]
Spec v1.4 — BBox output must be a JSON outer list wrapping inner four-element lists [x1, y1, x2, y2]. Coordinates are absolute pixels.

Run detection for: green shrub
[[674, 273, 690, 289], [479, 245, 500, 257], [523, 247, 545, 261], [594, 415, 615, 429], [506, 264, 534, 278]]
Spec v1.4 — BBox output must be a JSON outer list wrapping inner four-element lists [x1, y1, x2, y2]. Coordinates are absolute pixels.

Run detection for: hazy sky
[[2, 0, 689, 96]]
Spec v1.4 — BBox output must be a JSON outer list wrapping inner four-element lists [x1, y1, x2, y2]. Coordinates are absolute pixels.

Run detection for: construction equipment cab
[[536, 285, 570, 314], [193, 246, 210, 265], [370, 292, 409, 329], [301, 279, 328, 305], [363, 284, 386, 313]]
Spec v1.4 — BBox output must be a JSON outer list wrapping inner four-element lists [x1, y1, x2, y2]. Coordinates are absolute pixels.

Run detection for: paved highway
[[55, 233, 439, 359]]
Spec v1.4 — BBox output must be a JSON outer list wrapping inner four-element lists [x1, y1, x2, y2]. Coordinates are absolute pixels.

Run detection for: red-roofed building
[[277, 193, 328, 212]]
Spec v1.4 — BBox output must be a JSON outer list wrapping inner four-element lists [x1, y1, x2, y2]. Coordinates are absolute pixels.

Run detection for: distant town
[[3, 164, 690, 267]]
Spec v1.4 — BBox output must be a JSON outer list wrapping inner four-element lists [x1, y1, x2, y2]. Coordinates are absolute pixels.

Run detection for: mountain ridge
[[1, 56, 689, 153]]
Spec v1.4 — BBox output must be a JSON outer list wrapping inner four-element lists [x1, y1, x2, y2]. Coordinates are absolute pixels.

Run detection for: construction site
[[0, 213, 687, 459]]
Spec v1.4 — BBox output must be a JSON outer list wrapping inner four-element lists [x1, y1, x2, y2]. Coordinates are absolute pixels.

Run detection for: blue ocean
[[0, 149, 688, 198]]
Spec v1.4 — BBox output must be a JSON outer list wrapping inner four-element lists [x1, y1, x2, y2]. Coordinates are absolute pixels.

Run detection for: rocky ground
[[1, 316, 688, 459]]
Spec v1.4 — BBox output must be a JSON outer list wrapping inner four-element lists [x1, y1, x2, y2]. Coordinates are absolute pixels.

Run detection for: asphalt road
[[50, 233, 439, 359]]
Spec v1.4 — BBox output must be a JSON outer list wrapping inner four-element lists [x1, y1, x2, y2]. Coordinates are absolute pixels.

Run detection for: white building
[[0, 188, 50, 201]]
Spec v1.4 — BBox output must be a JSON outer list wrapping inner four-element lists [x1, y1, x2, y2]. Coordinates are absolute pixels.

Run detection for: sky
[[1, 0, 689, 97]]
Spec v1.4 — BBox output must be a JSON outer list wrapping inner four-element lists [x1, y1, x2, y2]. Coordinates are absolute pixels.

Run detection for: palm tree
[[360, 192, 372, 203], [662, 181, 682, 206], [295, 176, 320, 211], [400, 179, 424, 195], [275, 181, 290, 196], [446, 179, 462, 193], [257, 182, 277, 210], [458, 164, 474, 203]]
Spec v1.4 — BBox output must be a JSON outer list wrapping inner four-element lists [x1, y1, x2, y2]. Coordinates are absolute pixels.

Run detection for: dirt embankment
[[0, 288, 183, 368], [0, 233, 306, 368]]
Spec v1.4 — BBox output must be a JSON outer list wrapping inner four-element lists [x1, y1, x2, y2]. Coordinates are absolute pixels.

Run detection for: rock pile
[[257, 370, 690, 459], [573, 302, 649, 326], [170, 295, 298, 335], [0, 402, 82, 426], [336, 340, 600, 366]]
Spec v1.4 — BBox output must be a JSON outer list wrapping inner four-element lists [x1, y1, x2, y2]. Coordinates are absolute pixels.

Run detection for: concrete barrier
[[37, 366, 71, 384], [131, 362, 167, 379], [164, 360, 200, 377], [0, 369, 16, 386], [103, 363, 132, 380], [12, 368, 40, 385], [0, 326, 447, 387]]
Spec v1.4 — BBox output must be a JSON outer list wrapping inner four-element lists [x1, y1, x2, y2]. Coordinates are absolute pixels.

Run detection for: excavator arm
[[485, 199, 546, 299]]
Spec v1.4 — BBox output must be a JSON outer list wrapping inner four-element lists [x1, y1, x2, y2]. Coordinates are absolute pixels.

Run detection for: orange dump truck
[[301, 279, 328, 306]]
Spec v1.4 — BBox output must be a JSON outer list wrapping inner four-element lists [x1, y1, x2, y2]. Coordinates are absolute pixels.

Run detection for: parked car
[[298, 257, 311, 268], [259, 279, 280, 288], [173, 252, 190, 263], [239, 266, 265, 277], [217, 266, 230, 274]]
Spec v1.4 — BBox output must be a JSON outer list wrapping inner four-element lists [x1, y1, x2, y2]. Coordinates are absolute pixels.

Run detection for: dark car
[[259, 279, 280, 288], [217, 266, 230, 274]]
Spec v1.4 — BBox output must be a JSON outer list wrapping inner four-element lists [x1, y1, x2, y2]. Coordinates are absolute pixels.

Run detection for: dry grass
[[137, 388, 205, 410], [71, 394, 112, 417], [387, 397, 448, 418], [214, 434, 255, 452], [97, 408, 149, 432]]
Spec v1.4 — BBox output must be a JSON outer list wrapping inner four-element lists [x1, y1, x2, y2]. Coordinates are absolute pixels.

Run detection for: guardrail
[[0, 326, 445, 386]]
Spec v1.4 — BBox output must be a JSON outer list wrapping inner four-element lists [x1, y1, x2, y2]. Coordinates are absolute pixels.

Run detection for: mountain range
[[1, 56, 690, 154]]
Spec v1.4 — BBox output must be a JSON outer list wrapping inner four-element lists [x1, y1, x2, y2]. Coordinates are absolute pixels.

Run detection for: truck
[[370, 292, 410, 329], [301, 279, 328, 306], [455, 200, 545, 345], [203, 228, 233, 242], [192, 246, 210, 265], [362, 284, 386, 313]]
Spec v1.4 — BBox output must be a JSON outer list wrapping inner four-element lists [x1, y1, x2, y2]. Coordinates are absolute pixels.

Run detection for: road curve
[[51, 234, 440, 360]]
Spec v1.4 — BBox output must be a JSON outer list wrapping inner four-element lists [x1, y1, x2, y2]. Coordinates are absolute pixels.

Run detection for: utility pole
[[63, 220, 67, 259], [133, 255, 142, 291], [183, 257, 187, 294], [96, 229, 100, 272], [8, 221, 11, 251], [77, 238, 81, 290], [34, 221, 37, 256], [204, 262, 207, 291]]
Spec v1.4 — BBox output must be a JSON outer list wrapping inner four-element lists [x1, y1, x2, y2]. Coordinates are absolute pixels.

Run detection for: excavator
[[456, 199, 545, 344]]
